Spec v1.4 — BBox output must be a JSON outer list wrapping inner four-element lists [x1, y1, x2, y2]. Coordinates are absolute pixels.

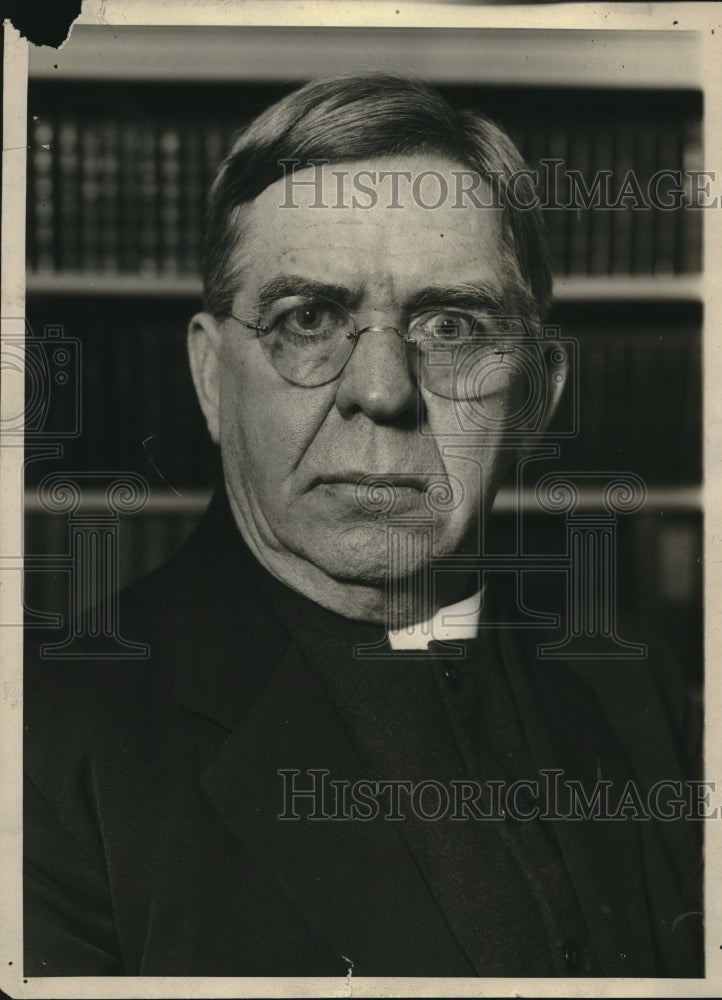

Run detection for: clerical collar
[[387, 588, 484, 650]]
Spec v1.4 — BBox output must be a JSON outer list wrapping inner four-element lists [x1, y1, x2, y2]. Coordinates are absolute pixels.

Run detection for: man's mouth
[[309, 472, 434, 492], [306, 472, 453, 516]]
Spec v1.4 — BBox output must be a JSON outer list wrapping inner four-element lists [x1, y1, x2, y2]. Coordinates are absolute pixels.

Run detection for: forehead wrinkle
[[267, 216, 367, 237], [238, 171, 514, 313], [267, 212, 501, 242]]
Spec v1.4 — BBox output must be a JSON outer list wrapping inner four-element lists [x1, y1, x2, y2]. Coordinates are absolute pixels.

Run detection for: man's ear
[[187, 312, 223, 444]]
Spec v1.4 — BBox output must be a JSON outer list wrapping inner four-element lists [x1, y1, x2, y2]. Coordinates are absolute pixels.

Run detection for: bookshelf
[[24, 25, 704, 671]]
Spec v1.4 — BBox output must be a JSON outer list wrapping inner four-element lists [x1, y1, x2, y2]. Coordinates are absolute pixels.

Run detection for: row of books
[[514, 118, 703, 276], [543, 324, 700, 484], [27, 110, 703, 278], [21, 314, 701, 489], [28, 116, 233, 277]]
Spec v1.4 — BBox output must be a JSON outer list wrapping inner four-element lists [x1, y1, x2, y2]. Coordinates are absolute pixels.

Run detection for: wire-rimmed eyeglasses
[[230, 296, 530, 398]]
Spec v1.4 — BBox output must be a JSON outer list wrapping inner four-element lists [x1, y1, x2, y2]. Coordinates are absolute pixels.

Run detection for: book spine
[[203, 122, 226, 205], [680, 118, 703, 273], [137, 125, 159, 277], [610, 122, 634, 275], [523, 121, 556, 271], [601, 331, 628, 469], [32, 116, 55, 273], [181, 121, 203, 277], [110, 319, 137, 473], [159, 126, 182, 276], [637, 329, 667, 482], [683, 330, 702, 482], [139, 321, 165, 486], [631, 122, 656, 275], [652, 120, 680, 275], [588, 121, 613, 276], [119, 121, 139, 273], [79, 120, 102, 272], [576, 330, 605, 470], [567, 121, 592, 275], [542, 123, 568, 275], [99, 122, 121, 273], [57, 116, 81, 271]]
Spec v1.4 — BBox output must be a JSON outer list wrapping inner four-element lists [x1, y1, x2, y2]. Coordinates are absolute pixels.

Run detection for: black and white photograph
[[1, 1, 719, 995]]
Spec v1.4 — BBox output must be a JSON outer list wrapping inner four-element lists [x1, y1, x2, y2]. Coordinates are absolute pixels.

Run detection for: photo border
[[3, 2, 720, 997]]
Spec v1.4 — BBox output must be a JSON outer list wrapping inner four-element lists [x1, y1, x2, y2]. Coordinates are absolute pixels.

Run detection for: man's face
[[191, 155, 547, 596]]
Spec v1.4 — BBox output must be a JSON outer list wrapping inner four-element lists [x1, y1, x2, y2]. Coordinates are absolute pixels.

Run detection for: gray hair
[[202, 73, 551, 321]]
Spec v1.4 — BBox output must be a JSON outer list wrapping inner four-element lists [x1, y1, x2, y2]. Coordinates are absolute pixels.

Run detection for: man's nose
[[334, 322, 418, 422]]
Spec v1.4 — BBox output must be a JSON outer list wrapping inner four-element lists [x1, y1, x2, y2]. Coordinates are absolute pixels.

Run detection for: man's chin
[[291, 523, 429, 587]]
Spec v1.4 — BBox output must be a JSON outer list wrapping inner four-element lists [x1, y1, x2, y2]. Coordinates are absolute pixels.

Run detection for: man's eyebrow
[[404, 282, 507, 314], [257, 276, 359, 310], [255, 276, 533, 318]]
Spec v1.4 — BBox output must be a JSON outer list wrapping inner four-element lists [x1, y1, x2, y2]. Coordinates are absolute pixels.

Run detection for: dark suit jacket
[[24, 492, 703, 977]]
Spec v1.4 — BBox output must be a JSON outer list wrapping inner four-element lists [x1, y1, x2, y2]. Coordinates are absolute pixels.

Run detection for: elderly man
[[24, 73, 702, 978]]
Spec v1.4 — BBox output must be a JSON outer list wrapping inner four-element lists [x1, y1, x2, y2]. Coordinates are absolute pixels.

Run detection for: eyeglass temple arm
[[230, 314, 270, 334]]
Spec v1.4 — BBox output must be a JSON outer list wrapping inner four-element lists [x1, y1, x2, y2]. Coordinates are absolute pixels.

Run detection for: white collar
[[387, 589, 483, 650]]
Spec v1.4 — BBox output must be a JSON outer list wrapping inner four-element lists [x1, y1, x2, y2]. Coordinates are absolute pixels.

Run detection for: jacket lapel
[[199, 642, 474, 976], [169, 493, 472, 975]]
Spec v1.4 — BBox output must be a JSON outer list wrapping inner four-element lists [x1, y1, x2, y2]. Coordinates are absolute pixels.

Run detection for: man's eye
[[278, 301, 346, 338], [412, 312, 475, 341], [294, 306, 325, 331]]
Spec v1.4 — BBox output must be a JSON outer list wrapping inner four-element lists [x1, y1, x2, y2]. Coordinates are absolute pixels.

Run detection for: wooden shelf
[[26, 272, 204, 298], [496, 484, 703, 515], [552, 275, 703, 303], [28, 25, 701, 90], [23, 484, 703, 516], [26, 271, 703, 304]]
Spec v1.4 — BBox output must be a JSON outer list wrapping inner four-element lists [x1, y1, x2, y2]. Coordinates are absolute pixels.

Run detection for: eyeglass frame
[[227, 297, 536, 394]]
